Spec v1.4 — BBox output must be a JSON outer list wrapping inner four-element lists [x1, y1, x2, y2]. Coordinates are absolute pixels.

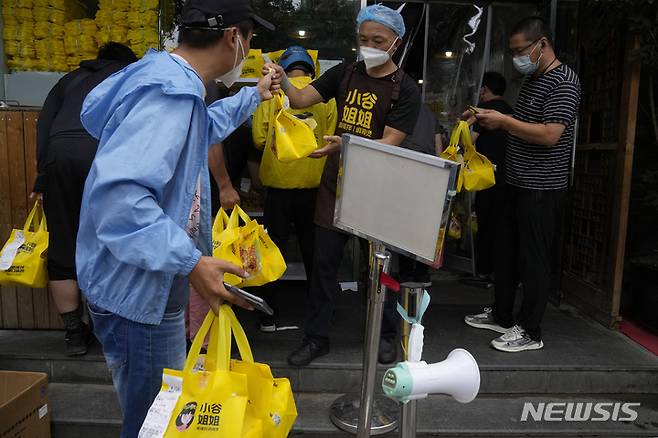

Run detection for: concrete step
[[3, 299, 657, 395], [48, 383, 658, 437]]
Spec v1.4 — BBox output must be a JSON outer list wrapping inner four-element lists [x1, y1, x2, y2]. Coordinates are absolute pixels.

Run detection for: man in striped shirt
[[464, 16, 581, 352]]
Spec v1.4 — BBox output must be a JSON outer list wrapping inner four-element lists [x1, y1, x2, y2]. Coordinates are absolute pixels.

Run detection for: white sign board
[[334, 135, 459, 267]]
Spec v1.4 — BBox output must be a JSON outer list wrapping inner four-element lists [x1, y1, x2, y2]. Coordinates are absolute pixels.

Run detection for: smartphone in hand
[[223, 282, 274, 315]]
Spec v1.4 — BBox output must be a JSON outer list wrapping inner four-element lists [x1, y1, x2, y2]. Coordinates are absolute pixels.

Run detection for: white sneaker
[[491, 325, 544, 352], [464, 307, 508, 334]]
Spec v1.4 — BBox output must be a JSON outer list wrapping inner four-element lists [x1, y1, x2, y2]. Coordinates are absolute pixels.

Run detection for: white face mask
[[359, 37, 398, 70], [218, 31, 246, 88], [512, 41, 542, 75]]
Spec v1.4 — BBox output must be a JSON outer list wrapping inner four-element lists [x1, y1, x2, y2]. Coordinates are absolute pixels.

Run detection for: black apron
[[314, 64, 403, 229]]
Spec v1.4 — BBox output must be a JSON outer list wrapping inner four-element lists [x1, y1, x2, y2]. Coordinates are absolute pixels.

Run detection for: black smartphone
[[223, 282, 274, 315]]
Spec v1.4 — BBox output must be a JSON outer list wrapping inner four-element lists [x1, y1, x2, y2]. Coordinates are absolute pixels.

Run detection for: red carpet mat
[[620, 319, 658, 355]]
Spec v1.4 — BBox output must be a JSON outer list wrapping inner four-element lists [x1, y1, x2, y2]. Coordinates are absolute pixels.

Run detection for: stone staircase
[[1, 277, 657, 437]]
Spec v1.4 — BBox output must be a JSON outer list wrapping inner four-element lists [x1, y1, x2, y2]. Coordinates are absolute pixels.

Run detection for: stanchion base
[[329, 394, 399, 435]]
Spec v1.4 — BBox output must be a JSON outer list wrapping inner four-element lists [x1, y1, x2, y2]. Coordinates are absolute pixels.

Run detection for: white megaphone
[[382, 348, 480, 404]]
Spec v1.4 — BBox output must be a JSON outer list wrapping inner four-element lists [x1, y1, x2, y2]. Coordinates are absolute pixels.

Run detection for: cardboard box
[[0, 371, 50, 438]]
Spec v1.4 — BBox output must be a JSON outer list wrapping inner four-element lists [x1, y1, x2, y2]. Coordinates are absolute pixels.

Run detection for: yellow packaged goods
[[3, 0, 34, 8], [127, 27, 158, 42], [33, 7, 66, 24], [34, 23, 65, 39], [112, 26, 129, 41], [35, 39, 65, 56], [47, 0, 67, 10], [112, 10, 128, 23], [3, 23, 34, 41], [212, 206, 286, 288], [97, 0, 130, 9], [2, 8, 34, 22], [4, 41, 35, 58], [64, 19, 97, 36], [64, 35, 97, 55], [36, 56, 68, 72], [140, 307, 297, 437], [0, 201, 48, 288], [94, 9, 113, 24], [127, 10, 158, 28], [130, 0, 158, 11]]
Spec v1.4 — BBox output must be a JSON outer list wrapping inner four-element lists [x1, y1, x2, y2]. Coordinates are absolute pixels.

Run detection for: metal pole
[[330, 242, 398, 435], [399, 282, 426, 438], [356, 242, 391, 438], [422, 1, 429, 102]]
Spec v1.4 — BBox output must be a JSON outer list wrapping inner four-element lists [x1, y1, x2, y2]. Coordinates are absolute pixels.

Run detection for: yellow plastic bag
[[440, 123, 466, 192], [144, 309, 252, 437], [459, 121, 496, 192], [272, 92, 318, 162], [240, 49, 264, 78], [211, 208, 230, 255], [213, 206, 286, 287], [0, 201, 48, 288], [221, 307, 297, 437]]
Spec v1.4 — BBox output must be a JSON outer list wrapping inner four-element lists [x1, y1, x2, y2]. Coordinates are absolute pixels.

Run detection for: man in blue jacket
[[77, 1, 275, 435]]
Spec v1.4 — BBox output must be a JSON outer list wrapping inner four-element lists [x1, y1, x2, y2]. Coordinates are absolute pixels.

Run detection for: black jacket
[[34, 59, 130, 192]]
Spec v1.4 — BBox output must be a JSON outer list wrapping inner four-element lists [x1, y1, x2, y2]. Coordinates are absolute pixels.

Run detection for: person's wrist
[[281, 73, 291, 93]]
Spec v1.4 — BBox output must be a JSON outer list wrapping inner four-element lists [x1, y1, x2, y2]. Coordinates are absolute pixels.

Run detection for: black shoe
[[287, 339, 329, 366], [378, 337, 397, 364], [65, 323, 91, 356]]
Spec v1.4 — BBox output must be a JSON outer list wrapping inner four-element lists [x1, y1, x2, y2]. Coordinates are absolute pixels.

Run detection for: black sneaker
[[378, 337, 397, 364], [287, 339, 329, 366], [65, 323, 92, 356]]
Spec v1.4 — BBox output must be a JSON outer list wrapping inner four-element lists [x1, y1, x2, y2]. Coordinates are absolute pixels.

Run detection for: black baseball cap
[[181, 0, 275, 31]]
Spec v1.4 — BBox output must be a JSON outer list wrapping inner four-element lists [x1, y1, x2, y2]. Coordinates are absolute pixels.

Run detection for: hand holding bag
[[0, 200, 48, 288]]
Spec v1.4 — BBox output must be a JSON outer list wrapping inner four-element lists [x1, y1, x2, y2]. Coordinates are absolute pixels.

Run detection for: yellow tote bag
[[273, 93, 318, 163], [440, 123, 466, 192], [211, 208, 230, 255], [219, 307, 297, 437], [0, 201, 48, 288], [213, 207, 287, 287], [154, 309, 253, 437], [460, 122, 496, 192]]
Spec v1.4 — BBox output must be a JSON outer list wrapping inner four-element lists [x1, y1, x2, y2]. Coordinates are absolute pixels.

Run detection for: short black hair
[[97, 42, 138, 63], [178, 19, 254, 49], [482, 71, 506, 96], [510, 16, 553, 47]]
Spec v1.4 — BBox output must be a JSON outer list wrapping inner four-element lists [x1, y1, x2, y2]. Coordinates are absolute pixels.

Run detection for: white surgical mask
[[512, 41, 542, 75], [359, 37, 398, 70], [218, 32, 246, 88]]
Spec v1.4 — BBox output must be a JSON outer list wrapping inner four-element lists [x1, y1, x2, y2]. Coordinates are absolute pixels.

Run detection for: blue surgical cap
[[356, 4, 406, 37]]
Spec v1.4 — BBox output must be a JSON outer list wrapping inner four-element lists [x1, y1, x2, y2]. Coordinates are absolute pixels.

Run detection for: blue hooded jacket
[[77, 49, 260, 324]]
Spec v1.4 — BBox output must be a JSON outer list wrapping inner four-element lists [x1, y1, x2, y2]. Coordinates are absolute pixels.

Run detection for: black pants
[[305, 225, 398, 345], [258, 188, 317, 314], [493, 186, 566, 341], [474, 182, 506, 276], [43, 135, 97, 280]]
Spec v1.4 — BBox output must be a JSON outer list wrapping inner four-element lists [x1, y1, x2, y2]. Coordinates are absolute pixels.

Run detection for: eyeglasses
[[508, 39, 540, 57]]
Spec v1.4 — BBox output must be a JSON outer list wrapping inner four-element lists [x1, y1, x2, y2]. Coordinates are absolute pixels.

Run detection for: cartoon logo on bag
[[175, 402, 197, 431]]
